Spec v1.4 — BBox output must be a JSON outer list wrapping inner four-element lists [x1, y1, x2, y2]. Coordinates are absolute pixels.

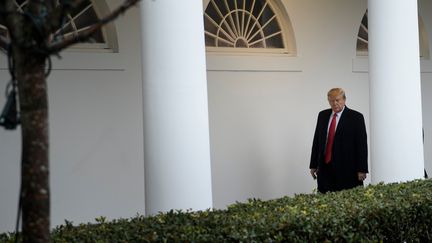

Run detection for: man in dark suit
[[310, 88, 368, 193]]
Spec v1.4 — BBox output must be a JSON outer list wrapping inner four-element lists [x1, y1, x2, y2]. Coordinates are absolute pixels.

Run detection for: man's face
[[328, 94, 346, 113]]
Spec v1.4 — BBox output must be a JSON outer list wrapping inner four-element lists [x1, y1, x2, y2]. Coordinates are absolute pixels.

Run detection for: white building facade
[[0, 0, 431, 232]]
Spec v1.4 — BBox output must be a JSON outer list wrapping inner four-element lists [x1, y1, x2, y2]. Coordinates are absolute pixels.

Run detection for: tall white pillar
[[368, 0, 424, 183], [140, 1, 213, 214]]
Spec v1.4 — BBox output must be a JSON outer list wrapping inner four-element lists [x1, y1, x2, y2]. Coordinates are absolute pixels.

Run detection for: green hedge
[[2, 179, 432, 242]]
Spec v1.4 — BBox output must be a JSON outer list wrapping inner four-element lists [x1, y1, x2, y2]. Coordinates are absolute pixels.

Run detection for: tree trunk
[[14, 46, 50, 242], [0, 1, 139, 241]]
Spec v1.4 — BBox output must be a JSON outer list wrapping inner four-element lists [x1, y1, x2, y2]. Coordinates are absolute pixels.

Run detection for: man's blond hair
[[327, 88, 346, 99]]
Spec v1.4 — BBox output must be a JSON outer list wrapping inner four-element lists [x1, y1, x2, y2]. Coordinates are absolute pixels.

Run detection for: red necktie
[[324, 113, 337, 163]]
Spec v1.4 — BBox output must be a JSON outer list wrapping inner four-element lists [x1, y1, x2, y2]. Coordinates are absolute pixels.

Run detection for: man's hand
[[310, 168, 318, 180], [358, 172, 367, 181]]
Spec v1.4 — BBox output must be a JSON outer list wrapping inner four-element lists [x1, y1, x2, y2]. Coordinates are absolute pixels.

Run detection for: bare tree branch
[[47, 0, 141, 53], [48, 0, 88, 34]]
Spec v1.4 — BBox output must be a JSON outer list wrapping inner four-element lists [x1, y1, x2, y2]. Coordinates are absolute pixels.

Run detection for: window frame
[[355, 10, 430, 59], [0, 0, 118, 53], [203, 0, 297, 56]]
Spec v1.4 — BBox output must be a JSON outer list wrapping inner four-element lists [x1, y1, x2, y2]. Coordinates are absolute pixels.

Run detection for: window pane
[[204, 0, 285, 50]]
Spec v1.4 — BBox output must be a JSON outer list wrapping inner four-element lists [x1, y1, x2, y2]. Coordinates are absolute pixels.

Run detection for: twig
[[49, 0, 88, 32], [47, 0, 141, 53]]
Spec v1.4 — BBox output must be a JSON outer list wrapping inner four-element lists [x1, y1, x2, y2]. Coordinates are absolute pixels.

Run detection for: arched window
[[356, 11, 368, 55], [204, 0, 296, 55], [356, 10, 429, 58], [0, 0, 118, 53]]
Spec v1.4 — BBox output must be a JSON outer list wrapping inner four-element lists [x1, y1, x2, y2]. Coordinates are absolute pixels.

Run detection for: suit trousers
[[317, 161, 364, 193], [317, 162, 337, 193]]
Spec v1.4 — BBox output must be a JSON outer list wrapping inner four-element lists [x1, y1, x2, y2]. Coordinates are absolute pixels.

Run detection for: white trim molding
[[353, 57, 432, 73], [206, 53, 302, 72]]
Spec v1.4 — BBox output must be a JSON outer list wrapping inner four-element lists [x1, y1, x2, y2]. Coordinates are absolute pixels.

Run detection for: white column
[[140, 1, 213, 214], [368, 0, 424, 183]]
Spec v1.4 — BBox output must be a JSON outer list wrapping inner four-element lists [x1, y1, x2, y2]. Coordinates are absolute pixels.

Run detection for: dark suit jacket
[[310, 106, 368, 191]]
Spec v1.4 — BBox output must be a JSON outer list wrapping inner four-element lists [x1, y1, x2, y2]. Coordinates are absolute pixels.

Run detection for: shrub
[[1, 179, 432, 242]]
